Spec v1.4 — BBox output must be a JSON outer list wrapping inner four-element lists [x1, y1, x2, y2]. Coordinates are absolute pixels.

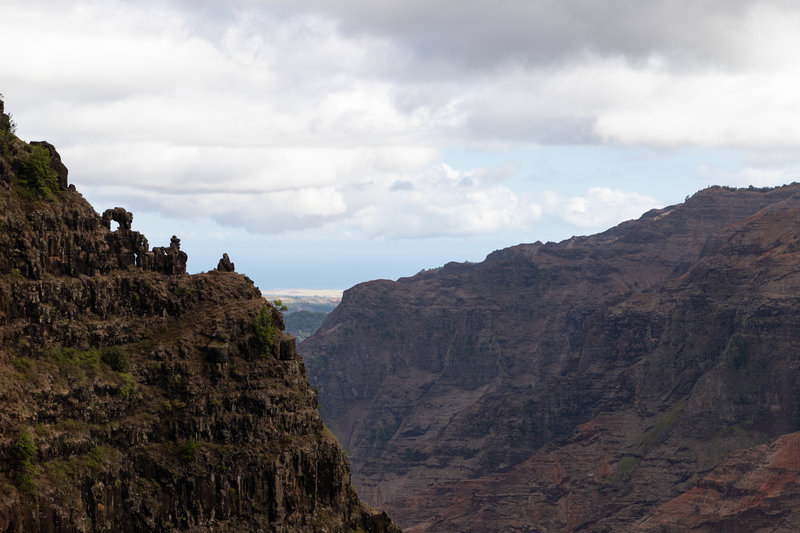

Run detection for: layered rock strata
[[0, 103, 398, 533], [302, 183, 800, 531]]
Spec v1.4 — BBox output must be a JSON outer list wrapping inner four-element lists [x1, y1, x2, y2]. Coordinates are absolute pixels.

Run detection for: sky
[[3, 0, 800, 290]]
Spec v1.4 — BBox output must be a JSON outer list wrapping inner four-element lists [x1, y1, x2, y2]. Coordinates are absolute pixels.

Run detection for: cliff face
[[301, 183, 800, 531], [637, 430, 800, 532], [0, 103, 398, 532]]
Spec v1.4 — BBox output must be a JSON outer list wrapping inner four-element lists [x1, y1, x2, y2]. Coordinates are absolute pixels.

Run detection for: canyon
[[302, 183, 800, 531]]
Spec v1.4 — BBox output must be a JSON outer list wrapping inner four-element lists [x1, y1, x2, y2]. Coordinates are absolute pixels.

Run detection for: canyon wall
[[303, 184, 800, 531]]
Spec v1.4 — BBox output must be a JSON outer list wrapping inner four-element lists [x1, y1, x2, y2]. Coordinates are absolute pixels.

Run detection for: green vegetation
[[272, 299, 288, 312], [44, 457, 77, 482], [252, 306, 275, 357], [118, 372, 135, 397], [12, 428, 37, 464], [181, 437, 199, 461], [12, 427, 39, 494], [162, 399, 187, 412], [52, 418, 86, 433], [615, 456, 638, 482], [175, 284, 196, 297], [85, 445, 114, 472], [10, 356, 33, 373], [19, 144, 58, 196], [719, 419, 755, 437], [614, 404, 690, 484], [100, 346, 130, 372], [639, 402, 686, 453], [45, 345, 132, 375], [11, 346, 136, 397], [48, 346, 103, 375]]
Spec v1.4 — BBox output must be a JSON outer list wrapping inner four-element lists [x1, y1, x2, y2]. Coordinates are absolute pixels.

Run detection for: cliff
[[301, 183, 800, 531], [0, 100, 399, 532]]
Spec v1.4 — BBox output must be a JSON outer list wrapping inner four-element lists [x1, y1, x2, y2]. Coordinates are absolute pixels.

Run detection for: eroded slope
[[0, 100, 398, 533], [302, 183, 800, 531]]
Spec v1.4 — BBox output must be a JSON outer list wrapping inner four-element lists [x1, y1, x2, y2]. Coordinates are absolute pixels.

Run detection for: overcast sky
[[3, 0, 800, 290]]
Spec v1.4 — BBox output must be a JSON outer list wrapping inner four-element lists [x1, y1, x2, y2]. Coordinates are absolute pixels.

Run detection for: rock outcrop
[[0, 102, 399, 532], [302, 183, 800, 531], [216, 253, 235, 273]]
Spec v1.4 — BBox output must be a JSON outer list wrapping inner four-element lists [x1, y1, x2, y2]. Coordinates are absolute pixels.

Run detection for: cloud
[[592, 61, 800, 149], [3, 0, 800, 245], [74, 143, 441, 233], [698, 164, 800, 189], [344, 163, 542, 239], [542, 188, 660, 229], [390, 180, 414, 191], [256, 0, 774, 72]]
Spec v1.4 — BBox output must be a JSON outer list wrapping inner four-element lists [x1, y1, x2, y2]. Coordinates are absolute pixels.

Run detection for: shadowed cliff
[[0, 100, 399, 533], [302, 182, 800, 531]]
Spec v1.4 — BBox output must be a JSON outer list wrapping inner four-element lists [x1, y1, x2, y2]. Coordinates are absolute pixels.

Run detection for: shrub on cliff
[[101, 346, 130, 373], [181, 437, 199, 462], [19, 144, 58, 195], [12, 427, 39, 494], [12, 427, 36, 464], [253, 306, 275, 357], [49, 347, 102, 375]]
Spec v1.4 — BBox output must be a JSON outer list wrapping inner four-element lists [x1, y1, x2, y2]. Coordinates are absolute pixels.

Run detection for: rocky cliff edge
[[0, 100, 399, 533]]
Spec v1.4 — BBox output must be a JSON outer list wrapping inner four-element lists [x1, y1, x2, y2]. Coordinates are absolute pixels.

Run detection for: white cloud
[[3, 0, 800, 246], [312, 163, 541, 239], [542, 188, 659, 229], [593, 65, 800, 149], [698, 164, 800, 189]]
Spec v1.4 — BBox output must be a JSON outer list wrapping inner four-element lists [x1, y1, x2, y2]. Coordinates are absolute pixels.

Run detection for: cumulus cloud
[[2, 0, 799, 244], [698, 164, 800, 189], [344, 163, 541, 239], [250, 0, 762, 70], [542, 188, 660, 229]]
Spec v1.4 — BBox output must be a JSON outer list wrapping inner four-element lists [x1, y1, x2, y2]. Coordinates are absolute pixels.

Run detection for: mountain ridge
[[302, 182, 800, 531]]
